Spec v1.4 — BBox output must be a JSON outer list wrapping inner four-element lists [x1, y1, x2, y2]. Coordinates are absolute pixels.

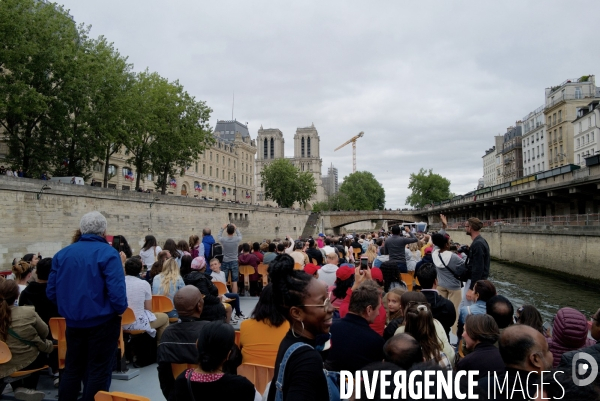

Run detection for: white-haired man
[[47, 211, 127, 401]]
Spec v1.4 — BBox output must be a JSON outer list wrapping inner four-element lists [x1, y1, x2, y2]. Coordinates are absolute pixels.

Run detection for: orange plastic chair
[[213, 281, 228, 297], [122, 307, 145, 335], [49, 317, 67, 369], [152, 295, 174, 313], [239, 265, 255, 291], [257, 263, 269, 286], [171, 363, 198, 379], [237, 363, 274, 394], [95, 391, 150, 401], [235, 330, 240, 347], [0, 340, 12, 363], [400, 271, 415, 291], [353, 249, 361, 264], [293, 263, 302, 270]]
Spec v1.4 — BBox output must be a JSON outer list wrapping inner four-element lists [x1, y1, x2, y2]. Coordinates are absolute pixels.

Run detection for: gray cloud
[[60, 0, 600, 207]]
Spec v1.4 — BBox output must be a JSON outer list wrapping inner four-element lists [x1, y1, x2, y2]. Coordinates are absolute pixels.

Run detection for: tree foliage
[[260, 158, 317, 208], [338, 171, 385, 210], [0, 0, 212, 187], [406, 168, 452, 208]]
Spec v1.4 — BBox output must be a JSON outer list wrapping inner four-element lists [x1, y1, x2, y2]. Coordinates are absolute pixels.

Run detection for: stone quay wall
[[0, 176, 309, 268], [448, 226, 600, 283]]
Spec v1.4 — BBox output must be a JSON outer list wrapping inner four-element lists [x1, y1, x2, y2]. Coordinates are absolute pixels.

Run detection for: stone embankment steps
[[301, 212, 320, 238]]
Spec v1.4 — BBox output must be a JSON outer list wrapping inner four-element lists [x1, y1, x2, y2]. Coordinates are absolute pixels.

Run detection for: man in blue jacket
[[47, 211, 127, 401]]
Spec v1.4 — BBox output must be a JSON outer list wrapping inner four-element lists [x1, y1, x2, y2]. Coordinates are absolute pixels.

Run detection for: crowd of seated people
[[1, 213, 599, 401]]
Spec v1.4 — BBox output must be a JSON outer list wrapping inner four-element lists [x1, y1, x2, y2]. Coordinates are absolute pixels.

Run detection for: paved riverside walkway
[[2, 297, 260, 401]]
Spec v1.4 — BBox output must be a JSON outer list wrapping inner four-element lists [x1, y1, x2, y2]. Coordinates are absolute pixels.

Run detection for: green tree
[[124, 71, 164, 190], [338, 171, 385, 210], [50, 34, 133, 179], [406, 168, 452, 208], [0, 0, 80, 177], [260, 158, 317, 208], [147, 78, 213, 195]]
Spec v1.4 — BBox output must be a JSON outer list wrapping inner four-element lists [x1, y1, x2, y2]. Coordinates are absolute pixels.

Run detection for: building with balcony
[[89, 119, 257, 203], [482, 146, 496, 187], [521, 104, 547, 176], [544, 76, 598, 169], [572, 101, 600, 166], [255, 123, 326, 207], [502, 125, 523, 182]]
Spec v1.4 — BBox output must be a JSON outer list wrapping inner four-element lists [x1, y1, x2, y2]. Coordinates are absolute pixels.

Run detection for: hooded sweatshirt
[[238, 253, 259, 281], [318, 264, 338, 287], [432, 249, 466, 291]]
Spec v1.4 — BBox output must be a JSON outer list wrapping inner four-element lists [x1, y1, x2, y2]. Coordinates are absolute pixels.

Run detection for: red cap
[[370, 267, 383, 283], [303, 263, 320, 276], [336, 266, 354, 281], [424, 247, 433, 254]]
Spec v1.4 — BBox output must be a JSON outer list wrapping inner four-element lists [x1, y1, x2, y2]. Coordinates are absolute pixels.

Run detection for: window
[[209, 166, 212, 176], [307, 137, 311, 157], [209, 184, 213, 192], [578, 154, 581, 163], [264, 138, 268, 159], [147, 173, 153, 181], [577, 138, 580, 148], [122, 167, 133, 177], [575, 87, 582, 99], [587, 134, 590, 143], [228, 158, 231, 167], [210, 152, 212, 161], [222, 170, 225, 179], [579, 122, 582, 133], [270, 138, 274, 158], [592, 132, 595, 142], [93, 162, 103, 172], [108, 165, 117, 175], [203, 164, 206, 175], [559, 127, 562, 140], [216, 168, 219, 178], [558, 110, 562, 121], [542, 162, 544, 170], [553, 113, 556, 125], [195, 163, 198, 173], [301, 137, 305, 157], [234, 161, 236, 169]]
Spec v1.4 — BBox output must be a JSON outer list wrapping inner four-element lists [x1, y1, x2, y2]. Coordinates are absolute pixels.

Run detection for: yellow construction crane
[[334, 131, 364, 173]]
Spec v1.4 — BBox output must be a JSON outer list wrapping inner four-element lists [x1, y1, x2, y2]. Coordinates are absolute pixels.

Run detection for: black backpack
[[211, 242, 223, 263]]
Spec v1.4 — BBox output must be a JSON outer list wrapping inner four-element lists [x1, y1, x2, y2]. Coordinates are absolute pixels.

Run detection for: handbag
[[274, 342, 340, 401], [437, 252, 471, 283]]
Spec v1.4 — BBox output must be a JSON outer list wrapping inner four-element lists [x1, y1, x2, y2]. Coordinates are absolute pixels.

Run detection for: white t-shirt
[[123, 275, 156, 336], [322, 246, 336, 256], [211, 271, 227, 284], [139, 246, 162, 266]]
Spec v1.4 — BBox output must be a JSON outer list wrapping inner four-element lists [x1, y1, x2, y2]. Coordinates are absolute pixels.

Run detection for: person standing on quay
[[47, 211, 127, 401], [465, 217, 490, 303], [218, 223, 242, 295]]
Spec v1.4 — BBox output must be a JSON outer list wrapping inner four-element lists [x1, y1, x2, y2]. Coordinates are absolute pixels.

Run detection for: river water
[[488, 260, 600, 323]]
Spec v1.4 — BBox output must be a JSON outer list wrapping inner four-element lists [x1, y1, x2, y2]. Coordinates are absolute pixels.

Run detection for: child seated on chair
[[210, 259, 245, 322]]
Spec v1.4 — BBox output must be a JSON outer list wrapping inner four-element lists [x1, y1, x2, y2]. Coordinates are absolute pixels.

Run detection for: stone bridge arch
[[320, 210, 426, 234]]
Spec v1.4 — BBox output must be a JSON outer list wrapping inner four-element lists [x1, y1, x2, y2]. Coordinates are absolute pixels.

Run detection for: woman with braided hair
[[265, 254, 335, 401], [0, 280, 54, 400]]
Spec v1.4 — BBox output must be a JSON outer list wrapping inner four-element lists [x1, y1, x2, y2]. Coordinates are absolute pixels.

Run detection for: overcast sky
[[58, 1, 600, 208]]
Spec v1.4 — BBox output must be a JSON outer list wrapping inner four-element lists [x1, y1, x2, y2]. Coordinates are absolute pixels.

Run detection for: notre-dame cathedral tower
[[255, 123, 325, 208]]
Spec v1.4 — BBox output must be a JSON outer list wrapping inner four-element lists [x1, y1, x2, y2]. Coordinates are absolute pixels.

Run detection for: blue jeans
[[221, 261, 239, 282], [225, 292, 241, 315], [59, 314, 121, 401]]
